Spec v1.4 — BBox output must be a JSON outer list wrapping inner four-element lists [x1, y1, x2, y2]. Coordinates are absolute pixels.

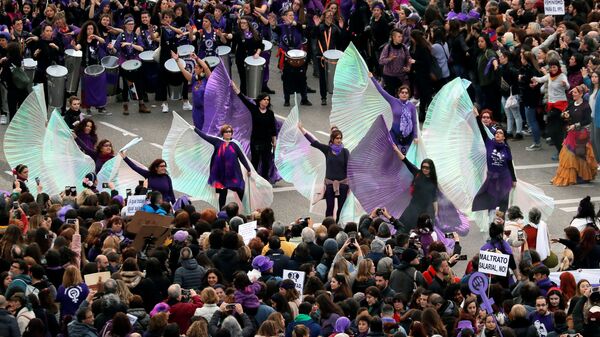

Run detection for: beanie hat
[[401, 248, 418, 263], [150, 303, 170, 317], [173, 230, 188, 243], [323, 238, 338, 255], [335, 317, 351, 333], [252, 255, 274, 272], [370, 239, 385, 254]]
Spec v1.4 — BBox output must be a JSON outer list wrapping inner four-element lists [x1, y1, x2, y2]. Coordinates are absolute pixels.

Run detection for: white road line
[[514, 163, 559, 170], [98, 121, 139, 137], [315, 131, 329, 136], [274, 114, 287, 120], [189, 186, 299, 201], [554, 196, 600, 205], [559, 207, 578, 213], [150, 143, 164, 150]]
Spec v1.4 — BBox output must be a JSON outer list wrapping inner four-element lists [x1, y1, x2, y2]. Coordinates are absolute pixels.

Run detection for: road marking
[[98, 121, 138, 137], [554, 196, 600, 205], [274, 114, 287, 120], [559, 207, 578, 213], [315, 131, 329, 136], [150, 143, 164, 150], [189, 185, 299, 201], [514, 163, 558, 170]]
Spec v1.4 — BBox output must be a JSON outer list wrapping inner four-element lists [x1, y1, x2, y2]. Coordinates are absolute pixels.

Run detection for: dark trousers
[[217, 188, 244, 210], [548, 127, 565, 153], [325, 183, 349, 222], [7, 87, 28, 120], [120, 68, 146, 102], [318, 58, 327, 100], [282, 62, 308, 102], [251, 142, 272, 180], [155, 67, 169, 102], [236, 59, 248, 95]]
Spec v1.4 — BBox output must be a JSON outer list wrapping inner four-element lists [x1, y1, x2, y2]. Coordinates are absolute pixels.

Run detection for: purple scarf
[[330, 143, 344, 155], [399, 100, 413, 137]]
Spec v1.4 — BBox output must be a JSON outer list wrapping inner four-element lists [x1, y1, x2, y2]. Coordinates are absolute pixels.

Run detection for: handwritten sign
[[238, 221, 257, 245], [125, 195, 147, 216], [283, 269, 305, 296], [544, 0, 565, 15], [478, 251, 510, 277]]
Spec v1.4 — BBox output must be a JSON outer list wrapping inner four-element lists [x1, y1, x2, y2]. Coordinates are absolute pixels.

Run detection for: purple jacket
[[379, 43, 410, 80]]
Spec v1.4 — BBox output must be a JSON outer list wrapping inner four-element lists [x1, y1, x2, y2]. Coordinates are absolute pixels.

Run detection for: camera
[[376, 208, 383, 216], [226, 303, 236, 311], [66, 219, 77, 225], [70, 186, 77, 196], [299, 217, 310, 227], [12, 201, 19, 210], [65, 186, 71, 196], [102, 183, 109, 188], [444, 233, 454, 239], [35, 177, 40, 185]]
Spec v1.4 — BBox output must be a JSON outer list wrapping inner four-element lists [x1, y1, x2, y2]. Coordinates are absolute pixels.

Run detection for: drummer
[[53, 11, 80, 52], [171, 51, 211, 129], [313, 9, 344, 106], [137, 11, 159, 52], [74, 20, 108, 115], [33, 25, 64, 85], [271, 9, 311, 107], [172, 3, 194, 112], [232, 15, 263, 95], [10, 17, 36, 57], [155, 9, 184, 113], [115, 16, 150, 114], [191, 14, 227, 59]]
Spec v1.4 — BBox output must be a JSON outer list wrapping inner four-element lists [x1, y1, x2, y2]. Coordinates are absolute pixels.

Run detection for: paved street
[[0, 57, 598, 274]]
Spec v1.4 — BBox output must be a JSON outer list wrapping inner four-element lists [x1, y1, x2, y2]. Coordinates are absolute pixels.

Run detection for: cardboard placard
[[84, 271, 111, 289], [132, 225, 171, 252], [127, 211, 172, 234], [283, 269, 305, 296], [478, 251, 510, 277]]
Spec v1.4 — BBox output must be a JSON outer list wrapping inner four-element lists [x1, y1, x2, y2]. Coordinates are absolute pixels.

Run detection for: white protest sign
[[283, 269, 305, 296], [126, 195, 147, 216], [478, 251, 510, 276], [550, 269, 600, 287], [238, 221, 257, 245], [544, 0, 565, 15]]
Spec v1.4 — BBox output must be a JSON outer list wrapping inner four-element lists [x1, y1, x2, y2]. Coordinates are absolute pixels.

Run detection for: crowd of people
[[1, 0, 600, 335]]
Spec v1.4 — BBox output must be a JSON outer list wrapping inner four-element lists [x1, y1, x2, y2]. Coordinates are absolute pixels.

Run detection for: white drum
[[203, 56, 220, 70], [177, 45, 194, 59], [46, 65, 68, 109], [164, 58, 185, 100], [64, 49, 83, 93], [285, 49, 307, 68], [244, 56, 266, 99], [323, 49, 343, 94], [216, 45, 232, 74], [23, 58, 37, 83], [262, 40, 273, 54]]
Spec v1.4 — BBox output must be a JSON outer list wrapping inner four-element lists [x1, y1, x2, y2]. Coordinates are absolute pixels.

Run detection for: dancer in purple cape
[[370, 73, 417, 154], [472, 108, 517, 220], [195, 125, 252, 210], [171, 52, 211, 130]]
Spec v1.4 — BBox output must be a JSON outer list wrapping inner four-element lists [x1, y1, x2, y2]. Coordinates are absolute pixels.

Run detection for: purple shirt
[[56, 283, 89, 318], [123, 157, 176, 203]]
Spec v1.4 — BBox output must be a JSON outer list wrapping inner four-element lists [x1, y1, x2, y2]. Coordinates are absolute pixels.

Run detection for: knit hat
[[217, 211, 228, 220], [173, 230, 188, 243], [0, 31, 10, 40], [150, 303, 170, 317], [112, 195, 124, 206], [301, 227, 315, 243], [252, 255, 274, 272], [370, 239, 385, 254], [50, 194, 63, 205], [335, 317, 351, 333], [407, 13, 420, 22], [123, 16, 135, 25], [353, 292, 365, 302], [401, 248, 418, 263], [323, 238, 338, 255], [503, 32, 514, 47]]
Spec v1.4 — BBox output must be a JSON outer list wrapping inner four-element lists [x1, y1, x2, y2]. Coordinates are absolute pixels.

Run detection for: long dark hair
[[329, 129, 343, 144], [315, 293, 343, 318], [419, 159, 437, 185], [77, 20, 99, 45], [410, 29, 431, 52], [239, 15, 260, 41], [74, 118, 98, 143], [149, 159, 167, 174]]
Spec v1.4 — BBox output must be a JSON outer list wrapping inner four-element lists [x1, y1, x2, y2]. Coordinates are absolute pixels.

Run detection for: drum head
[[216, 45, 231, 56], [323, 49, 343, 60], [23, 58, 37, 68], [122, 59, 142, 71], [139, 51, 155, 62], [286, 49, 306, 58], [101, 56, 119, 69], [46, 65, 68, 78], [65, 49, 83, 57], [84, 64, 105, 76], [203, 56, 221, 68], [164, 58, 185, 72], [177, 45, 194, 57], [244, 56, 266, 66], [262, 40, 273, 52]]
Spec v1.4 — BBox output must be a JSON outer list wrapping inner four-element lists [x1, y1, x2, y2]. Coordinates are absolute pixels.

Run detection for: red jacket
[[168, 295, 202, 332]]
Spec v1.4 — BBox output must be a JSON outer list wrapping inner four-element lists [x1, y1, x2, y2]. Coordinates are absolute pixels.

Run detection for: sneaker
[[161, 103, 169, 113], [0, 114, 7, 125], [283, 101, 290, 107], [301, 99, 312, 106], [526, 143, 542, 151], [521, 129, 532, 136], [99, 108, 112, 116], [96, 108, 105, 115], [83, 109, 92, 117], [182, 101, 193, 111], [321, 98, 327, 106]]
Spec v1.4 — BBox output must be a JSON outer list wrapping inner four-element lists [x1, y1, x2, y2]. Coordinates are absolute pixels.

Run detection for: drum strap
[[318, 27, 332, 68], [276, 47, 286, 71]]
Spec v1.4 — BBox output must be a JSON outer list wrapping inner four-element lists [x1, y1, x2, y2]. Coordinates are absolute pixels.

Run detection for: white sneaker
[[182, 101, 192, 111], [525, 143, 542, 151], [0, 114, 7, 125], [161, 103, 169, 113]]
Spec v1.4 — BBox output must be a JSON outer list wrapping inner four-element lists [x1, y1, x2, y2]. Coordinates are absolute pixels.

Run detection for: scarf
[[243, 30, 253, 39], [330, 143, 344, 155], [399, 100, 413, 137]]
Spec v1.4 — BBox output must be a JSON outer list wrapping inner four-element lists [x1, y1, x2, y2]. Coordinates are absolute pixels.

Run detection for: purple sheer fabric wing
[[436, 192, 471, 236], [204, 62, 253, 154], [348, 115, 413, 218]]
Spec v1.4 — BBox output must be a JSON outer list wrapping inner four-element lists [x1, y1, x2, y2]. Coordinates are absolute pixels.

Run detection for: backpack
[[10, 65, 31, 90], [13, 279, 40, 298]]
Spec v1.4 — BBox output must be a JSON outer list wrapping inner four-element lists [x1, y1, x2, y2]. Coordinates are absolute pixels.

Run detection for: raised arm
[[120, 152, 150, 178], [75, 136, 98, 159], [194, 127, 221, 147], [392, 144, 418, 176], [298, 123, 329, 155], [370, 74, 395, 103]]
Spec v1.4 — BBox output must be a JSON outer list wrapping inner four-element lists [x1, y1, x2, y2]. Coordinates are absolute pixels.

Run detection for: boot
[[123, 103, 129, 115], [138, 101, 150, 113]]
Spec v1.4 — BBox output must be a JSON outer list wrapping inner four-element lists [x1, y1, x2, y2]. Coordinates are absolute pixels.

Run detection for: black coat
[[211, 248, 243, 282], [0, 308, 20, 337]]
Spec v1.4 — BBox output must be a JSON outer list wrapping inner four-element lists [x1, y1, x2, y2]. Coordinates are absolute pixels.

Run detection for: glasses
[[158, 164, 167, 168], [481, 115, 491, 119], [421, 165, 430, 170], [103, 144, 112, 147], [223, 130, 233, 134]]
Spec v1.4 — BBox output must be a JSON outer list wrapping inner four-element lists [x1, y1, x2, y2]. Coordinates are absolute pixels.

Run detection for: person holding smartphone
[[11, 164, 30, 194]]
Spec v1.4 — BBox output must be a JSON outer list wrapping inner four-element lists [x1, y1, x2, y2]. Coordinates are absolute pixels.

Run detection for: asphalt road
[[0, 55, 598, 275]]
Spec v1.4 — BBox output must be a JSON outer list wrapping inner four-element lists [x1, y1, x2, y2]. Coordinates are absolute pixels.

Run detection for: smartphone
[[35, 177, 40, 185], [517, 230, 524, 241], [66, 219, 76, 225], [102, 183, 109, 189], [458, 255, 468, 261], [65, 186, 71, 196], [70, 186, 77, 196], [445, 233, 454, 239], [350, 237, 356, 245], [226, 303, 236, 310], [12, 201, 18, 209]]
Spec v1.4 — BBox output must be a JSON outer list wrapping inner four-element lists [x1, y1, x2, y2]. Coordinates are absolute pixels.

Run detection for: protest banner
[[283, 269, 306, 296], [478, 250, 510, 276], [239, 221, 258, 245], [544, 0, 565, 15]]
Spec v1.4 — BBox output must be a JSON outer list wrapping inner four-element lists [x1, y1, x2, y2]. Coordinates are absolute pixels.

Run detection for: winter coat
[[211, 248, 243, 282], [194, 303, 220, 323], [68, 320, 100, 337], [0, 308, 20, 337], [127, 307, 150, 333], [174, 258, 206, 290], [389, 262, 425, 300], [15, 306, 36, 334]]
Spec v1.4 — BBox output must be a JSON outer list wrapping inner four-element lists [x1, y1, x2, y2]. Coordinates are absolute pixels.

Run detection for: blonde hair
[[102, 235, 121, 252], [115, 279, 133, 305], [356, 258, 374, 283], [509, 304, 527, 320], [186, 320, 209, 337], [62, 265, 83, 288], [200, 287, 218, 304], [559, 249, 574, 272]]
